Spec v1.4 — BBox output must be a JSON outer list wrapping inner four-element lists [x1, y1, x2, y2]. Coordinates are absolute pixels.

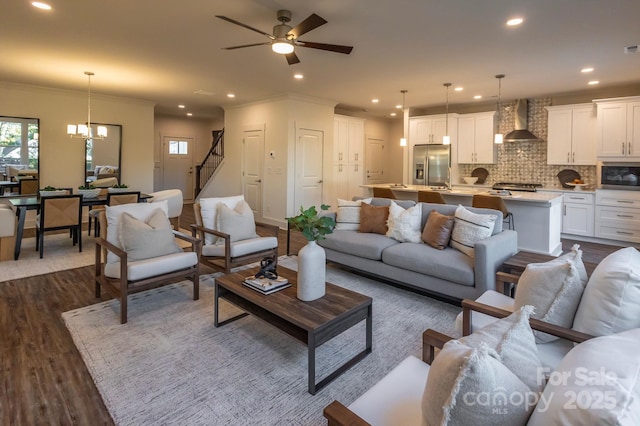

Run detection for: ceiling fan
[[215, 10, 354, 65]]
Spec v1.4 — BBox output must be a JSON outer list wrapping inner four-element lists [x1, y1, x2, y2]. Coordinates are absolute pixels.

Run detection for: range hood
[[503, 99, 541, 142]]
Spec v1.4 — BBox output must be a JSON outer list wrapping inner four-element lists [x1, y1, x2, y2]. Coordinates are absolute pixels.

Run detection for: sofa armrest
[[473, 230, 518, 294], [461, 299, 594, 344]]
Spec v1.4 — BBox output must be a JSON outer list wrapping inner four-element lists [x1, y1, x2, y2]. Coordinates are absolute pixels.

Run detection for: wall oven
[[597, 162, 640, 190]]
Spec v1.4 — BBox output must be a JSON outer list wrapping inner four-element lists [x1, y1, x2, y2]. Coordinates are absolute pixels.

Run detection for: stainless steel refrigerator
[[412, 144, 451, 186]]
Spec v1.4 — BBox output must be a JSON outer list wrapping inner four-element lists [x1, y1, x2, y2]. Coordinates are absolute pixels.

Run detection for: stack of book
[[242, 275, 291, 295]]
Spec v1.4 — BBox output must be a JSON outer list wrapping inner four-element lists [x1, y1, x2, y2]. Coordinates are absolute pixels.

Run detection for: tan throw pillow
[[359, 203, 389, 235], [120, 210, 182, 262], [216, 200, 258, 243], [422, 210, 455, 249], [450, 205, 497, 258]]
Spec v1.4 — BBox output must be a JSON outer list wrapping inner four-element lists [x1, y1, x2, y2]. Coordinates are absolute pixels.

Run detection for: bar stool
[[418, 190, 446, 204], [373, 187, 396, 199], [472, 194, 514, 230]]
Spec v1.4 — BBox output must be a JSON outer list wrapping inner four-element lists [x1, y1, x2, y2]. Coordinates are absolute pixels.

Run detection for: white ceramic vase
[[297, 240, 326, 301]]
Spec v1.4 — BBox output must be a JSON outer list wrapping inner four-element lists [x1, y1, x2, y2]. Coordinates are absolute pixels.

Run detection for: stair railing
[[195, 129, 224, 198]]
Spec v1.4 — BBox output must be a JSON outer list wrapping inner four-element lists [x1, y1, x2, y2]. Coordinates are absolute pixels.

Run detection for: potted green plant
[[108, 183, 129, 193], [286, 204, 336, 301], [77, 184, 101, 199], [39, 186, 68, 197]]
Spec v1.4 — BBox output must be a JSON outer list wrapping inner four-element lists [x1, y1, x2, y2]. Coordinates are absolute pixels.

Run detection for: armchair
[[191, 196, 278, 274], [94, 200, 201, 323]]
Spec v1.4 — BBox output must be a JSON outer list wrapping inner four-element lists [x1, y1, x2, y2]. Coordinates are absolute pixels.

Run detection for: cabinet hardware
[[629, 142, 632, 155], [616, 231, 634, 235], [617, 214, 634, 218], [563, 205, 566, 215], [567, 152, 570, 163], [255, 179, 262, 183], [622, 142, 626, 155], [617, 200, 634, 204], [354, 153, 358, 161], [568, 197, 585, 200], [572, 152, 575, 163]]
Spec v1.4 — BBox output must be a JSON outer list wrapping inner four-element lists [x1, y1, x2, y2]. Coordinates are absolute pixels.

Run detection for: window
[[0, 116, 39, 175], [168, 140, 188, 155]]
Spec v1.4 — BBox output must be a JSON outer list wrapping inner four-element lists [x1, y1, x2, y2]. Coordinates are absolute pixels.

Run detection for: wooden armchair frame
[[95, 212, 202, 324]]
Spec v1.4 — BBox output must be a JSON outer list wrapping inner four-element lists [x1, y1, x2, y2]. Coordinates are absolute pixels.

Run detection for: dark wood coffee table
[[214, 266, 373, 395]]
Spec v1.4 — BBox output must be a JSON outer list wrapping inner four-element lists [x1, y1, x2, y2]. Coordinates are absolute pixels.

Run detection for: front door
[[162, 136, 194, 201], [294, 128, 324, 211], [242, 128, 264, 220], [365, 136, 384, 184]]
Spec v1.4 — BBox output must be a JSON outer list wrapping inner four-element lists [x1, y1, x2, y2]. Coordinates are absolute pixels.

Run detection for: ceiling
[[2, 0, 639, 120]]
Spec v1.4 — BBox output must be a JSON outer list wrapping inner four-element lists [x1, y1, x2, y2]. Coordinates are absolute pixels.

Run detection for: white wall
[[0, 81, 155, 193]]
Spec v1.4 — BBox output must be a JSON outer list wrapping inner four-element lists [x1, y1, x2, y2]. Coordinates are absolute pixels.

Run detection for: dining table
[[8, 193, 151, 260], [0, 180, 20, 195]]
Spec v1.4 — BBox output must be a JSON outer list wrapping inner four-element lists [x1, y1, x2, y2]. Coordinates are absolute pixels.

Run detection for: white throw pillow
[[422, 341, 535, 426], [527, 328, 640, 426], [450, 205, 497, 258], [385, 200, 422, 243], [573, 247, 640, 337], [199, 195, 245, 245], [105, 200, 169, 264], [334, 198, 372, 231], [120, 210, 182, 261], [550, 243, 588, 285], [459, 305, 544, 392], [216, 200, 258, 244], [514, 259, 586, 343]]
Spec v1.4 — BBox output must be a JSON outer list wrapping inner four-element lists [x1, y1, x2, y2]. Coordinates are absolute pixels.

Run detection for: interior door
[[295, 128, 324, 211], [162, 136, 194, 201], [365, 136, 384, 184], [242, 129, 264, 219]]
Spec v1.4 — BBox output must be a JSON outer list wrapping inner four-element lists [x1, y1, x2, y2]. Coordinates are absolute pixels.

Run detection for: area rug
[[63, 257, 461, 425], [0, 233, 96, 282]]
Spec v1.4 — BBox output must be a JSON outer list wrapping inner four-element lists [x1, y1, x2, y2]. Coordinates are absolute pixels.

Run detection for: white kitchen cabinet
[[457, 112, 496, 164], [333, 115, 365, 200], [562, 192, 594, 237], [409, 115, 448, 145], [595, 189, 640, 243], [595, 96, 640, 160], [546, 104, 596, 165]]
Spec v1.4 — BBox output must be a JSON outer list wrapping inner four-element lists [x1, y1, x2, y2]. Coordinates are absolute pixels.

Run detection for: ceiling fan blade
[[295, 40, 353, 54], [288, 13, 327, 39], [215, 15, 275, 39], [222, 42, 271, 50], [285, 52, 301, 65]]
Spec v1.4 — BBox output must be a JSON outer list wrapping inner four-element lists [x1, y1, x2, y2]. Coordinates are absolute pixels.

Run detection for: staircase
[[195, 129, 224, 198]]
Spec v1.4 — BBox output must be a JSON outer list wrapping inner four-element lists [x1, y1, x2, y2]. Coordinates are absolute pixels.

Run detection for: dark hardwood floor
[[0, 203, 632, 424]]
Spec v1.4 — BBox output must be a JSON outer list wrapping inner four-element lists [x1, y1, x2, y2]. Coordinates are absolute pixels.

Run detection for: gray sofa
[[318, 198, 518, 302]]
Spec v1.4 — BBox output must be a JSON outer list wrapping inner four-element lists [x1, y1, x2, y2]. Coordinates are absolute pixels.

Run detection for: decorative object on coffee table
[[287, 204, 336, 301]]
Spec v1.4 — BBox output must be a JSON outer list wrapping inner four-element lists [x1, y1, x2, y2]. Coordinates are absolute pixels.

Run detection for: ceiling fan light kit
[[216, 9, 353, 65]]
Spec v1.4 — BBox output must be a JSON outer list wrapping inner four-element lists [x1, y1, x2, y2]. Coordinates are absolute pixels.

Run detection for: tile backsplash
[[458, 97, 596, 188]]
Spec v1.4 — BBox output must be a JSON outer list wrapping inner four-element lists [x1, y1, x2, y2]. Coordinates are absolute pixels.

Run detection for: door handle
[[317, 180, 323, 184], [255, 179, 262, 183]]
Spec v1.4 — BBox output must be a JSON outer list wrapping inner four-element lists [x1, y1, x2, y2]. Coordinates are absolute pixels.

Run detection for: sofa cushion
[[573, 247, 640, 337], [386, 201, 422, 243], [528, 328, 640, 426], [422, 210, 454, 250], [450, 205, 497, 258], [320, 231, 399, 261], [335, 198, 372, 231], [381, 243, 475, 286], [368, 197, 416, 209], [359, 203, 389, 235]]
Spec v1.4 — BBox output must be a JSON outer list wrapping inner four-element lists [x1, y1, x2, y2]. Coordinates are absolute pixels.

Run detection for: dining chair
[[18, 178, 39, 195], [35, 194, 83, 258], [89, 191, 141, 237], [373, 187, 396, 199], [417, 190, 446, 204], [472, 194, 514, 230]]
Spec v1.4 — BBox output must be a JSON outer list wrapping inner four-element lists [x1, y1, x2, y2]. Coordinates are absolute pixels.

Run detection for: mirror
[[85, 123, 122, 187], [0, 116, 39, 192]]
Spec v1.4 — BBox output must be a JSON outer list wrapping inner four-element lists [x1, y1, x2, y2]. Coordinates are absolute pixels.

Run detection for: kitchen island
[[362, 184, 563, 256]]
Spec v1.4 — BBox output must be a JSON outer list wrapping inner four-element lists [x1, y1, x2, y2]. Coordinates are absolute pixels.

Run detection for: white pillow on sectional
[[199, 195, 244, 245], [573, 247, 640, 337], [385, 200, 422, 243], [450, 205, 497, 258], [334, 198, 372, 231]]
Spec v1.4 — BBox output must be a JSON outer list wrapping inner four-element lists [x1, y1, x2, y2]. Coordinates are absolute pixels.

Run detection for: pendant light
[[399, 89, 408, 146], [443, 83, 452, 145], [67, 71, 107, 141], [494, 74, 505, 144]]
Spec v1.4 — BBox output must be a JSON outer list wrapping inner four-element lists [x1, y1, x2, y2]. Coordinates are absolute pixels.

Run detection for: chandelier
[[67, 71, 107, 141]]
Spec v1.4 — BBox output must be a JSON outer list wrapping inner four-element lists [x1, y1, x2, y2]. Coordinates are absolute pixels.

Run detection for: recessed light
[[178, 104, 185, 109], [395, 104, 402, 109], [294, 73, 303, 79], [588, 80, 600, 85], [474, 95, 482, 100], [186, 113, 193, 116], [32, 2, 51, 10], [371, 99, 379, 103], [227, 93, 235, 98], [581, 67, 594, 73], [454, 87, 463, 92], [390, 112, 397, 117], [506, 17, 524, 26]]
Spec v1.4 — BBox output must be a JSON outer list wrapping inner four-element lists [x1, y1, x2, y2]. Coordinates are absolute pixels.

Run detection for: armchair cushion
[[450, 205, 497, 258], [199, 195, 244, 245], [385, 200, 422, 243], [202, 236, 277, 257], [573, 247, 640, 337], [104, 251, 198, 280], [120, 210, 182, 261], [216, 200, 258, 243], [528, 328, 640, 426]]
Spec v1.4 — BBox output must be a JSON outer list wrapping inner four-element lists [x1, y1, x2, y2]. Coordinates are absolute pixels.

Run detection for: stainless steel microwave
[[597, 162, 640, 190]]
